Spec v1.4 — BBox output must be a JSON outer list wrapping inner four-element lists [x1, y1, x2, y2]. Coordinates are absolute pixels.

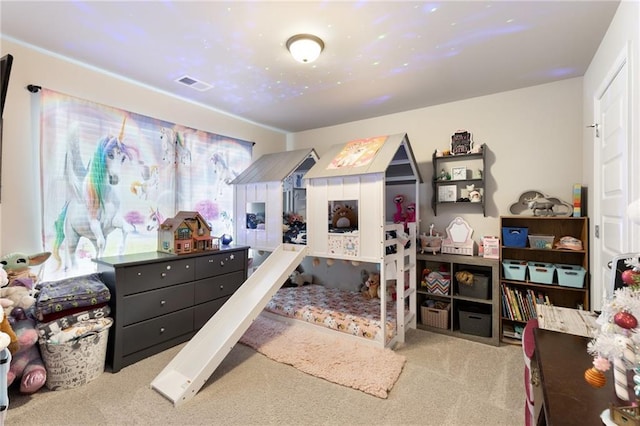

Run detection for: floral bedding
[[264, 284, 398, 342]]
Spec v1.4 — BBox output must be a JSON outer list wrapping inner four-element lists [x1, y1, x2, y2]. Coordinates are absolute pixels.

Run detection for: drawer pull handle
[[166, 265, 172, 270], [161, 272, 167, 278], [137, 272, 142, 276], [185, 265, 190, 269], [160, 300, 166, 306], [159, 327, 165, 334], [220, 261, 225, 266], [208, 259, 214, 263], [219, 285, 224, 290]]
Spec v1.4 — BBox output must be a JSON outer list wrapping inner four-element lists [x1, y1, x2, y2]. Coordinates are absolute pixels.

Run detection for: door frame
[[592, 41, 633, 311]]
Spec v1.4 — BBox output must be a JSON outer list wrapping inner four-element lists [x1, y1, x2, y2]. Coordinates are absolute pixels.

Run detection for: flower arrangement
[[585, 256, 640, 401]]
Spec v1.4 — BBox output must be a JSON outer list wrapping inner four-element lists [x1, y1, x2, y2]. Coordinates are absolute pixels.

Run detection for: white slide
[[151, 243, 308, 406]]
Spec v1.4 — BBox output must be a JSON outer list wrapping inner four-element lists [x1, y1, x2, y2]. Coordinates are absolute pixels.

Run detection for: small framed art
[[438, 185, 457, 202]]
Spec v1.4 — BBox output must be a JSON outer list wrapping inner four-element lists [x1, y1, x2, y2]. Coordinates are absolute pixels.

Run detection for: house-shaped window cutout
[[246, 202, 265, 230], [328, 200, 358, 233]]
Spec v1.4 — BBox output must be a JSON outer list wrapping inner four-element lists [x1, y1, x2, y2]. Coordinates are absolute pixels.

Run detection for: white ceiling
[[0, 1, 620, 133]]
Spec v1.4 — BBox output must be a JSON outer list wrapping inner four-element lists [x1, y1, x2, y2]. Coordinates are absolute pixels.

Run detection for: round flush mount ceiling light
[[286, 34, 324, 63]]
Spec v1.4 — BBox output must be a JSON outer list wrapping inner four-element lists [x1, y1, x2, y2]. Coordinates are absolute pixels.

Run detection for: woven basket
[[39, 324, 111, 390]]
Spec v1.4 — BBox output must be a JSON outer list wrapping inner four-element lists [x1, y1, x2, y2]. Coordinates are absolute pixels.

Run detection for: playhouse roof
[[304, 133, 422, 183], [160, 211, 211, 232], [230, 148, 318, 185]]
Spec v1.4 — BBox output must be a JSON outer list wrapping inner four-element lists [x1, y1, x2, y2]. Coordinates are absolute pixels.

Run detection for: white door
[[592, 51, 630, 310]]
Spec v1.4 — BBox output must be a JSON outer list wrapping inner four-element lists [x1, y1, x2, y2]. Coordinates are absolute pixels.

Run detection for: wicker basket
[[39, 324, 111, 390]]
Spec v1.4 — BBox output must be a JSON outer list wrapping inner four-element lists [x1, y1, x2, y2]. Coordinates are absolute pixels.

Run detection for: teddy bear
[[362, 272, 380, 299], [331, 204, 357, 229], [0, 286, 37, 317], [0, 298, 19, 355], [0, 300, 14, 424], [7, 307, 47, 394], [289, 270, 313, 287]]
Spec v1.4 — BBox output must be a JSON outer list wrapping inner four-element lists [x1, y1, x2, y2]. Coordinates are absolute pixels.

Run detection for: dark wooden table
[[534, 328, 623, 425]]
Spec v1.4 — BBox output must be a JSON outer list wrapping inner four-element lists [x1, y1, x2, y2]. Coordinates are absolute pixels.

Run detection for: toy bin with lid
[[555, 263, 586, 288], [502, 227, 528, 248], [527, 262, 556, 284]]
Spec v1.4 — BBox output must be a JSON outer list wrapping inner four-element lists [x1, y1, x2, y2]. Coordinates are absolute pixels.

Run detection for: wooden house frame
[[231, 148, 318, 252]]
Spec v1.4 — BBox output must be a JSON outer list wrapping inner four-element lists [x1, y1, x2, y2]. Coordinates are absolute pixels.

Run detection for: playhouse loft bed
[[231, 148, 318, 252], [270, 133, 423, 348]]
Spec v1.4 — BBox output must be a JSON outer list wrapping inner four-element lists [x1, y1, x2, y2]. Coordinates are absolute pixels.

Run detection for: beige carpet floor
[[6, 327, 525, 425]]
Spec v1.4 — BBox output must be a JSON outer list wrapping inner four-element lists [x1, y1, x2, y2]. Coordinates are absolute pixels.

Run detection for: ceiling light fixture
[[286, 34, 324, 63]]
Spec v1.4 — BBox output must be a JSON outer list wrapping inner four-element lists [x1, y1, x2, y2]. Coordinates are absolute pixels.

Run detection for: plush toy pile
[[0, 250, 113, 396]]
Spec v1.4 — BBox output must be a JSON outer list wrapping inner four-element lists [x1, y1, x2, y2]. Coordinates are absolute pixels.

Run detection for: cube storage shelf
[[499, 216, 590, 345], [417, 252, 500, 346]]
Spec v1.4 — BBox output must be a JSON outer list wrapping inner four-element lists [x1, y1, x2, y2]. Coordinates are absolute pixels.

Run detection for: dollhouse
[[157, 211, 218, 255]]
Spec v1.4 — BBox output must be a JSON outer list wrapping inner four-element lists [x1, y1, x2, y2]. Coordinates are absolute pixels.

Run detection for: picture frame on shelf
[[451, 166, 467, 181], [438, 185, 457, 202]]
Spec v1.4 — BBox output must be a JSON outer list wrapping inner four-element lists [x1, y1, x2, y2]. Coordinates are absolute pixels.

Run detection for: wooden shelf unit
[[416, 252, 500, 346], [499, 216, 589, 344], [431, 144, 487, 216]]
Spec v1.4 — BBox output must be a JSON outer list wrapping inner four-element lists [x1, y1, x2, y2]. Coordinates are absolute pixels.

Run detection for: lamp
[[286, 34, 324, 63]]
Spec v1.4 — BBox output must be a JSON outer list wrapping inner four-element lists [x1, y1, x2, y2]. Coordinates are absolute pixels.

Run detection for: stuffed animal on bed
[[331, 204, 357, 229], [362, 272, 380, 299], [7, 307, 46, 394], [289, 270, 313, 287]]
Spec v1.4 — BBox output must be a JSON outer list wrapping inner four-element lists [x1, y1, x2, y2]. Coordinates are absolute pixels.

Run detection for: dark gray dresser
[[94, 246, 249, 372]]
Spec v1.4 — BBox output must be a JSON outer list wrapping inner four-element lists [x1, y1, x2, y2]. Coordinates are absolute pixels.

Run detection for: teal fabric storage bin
[[527, 262, 556, 284], [555, 263, 586, 288], [502, 259, 527, 281]]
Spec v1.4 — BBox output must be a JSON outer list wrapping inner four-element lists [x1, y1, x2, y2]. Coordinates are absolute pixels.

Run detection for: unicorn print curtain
[[39, 89, 252, 280]]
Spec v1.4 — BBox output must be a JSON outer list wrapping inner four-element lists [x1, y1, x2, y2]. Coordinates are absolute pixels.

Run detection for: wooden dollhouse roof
[[230, 148, 319, 185], [160, 211, 211, 232], [304, 133, 422, 184]]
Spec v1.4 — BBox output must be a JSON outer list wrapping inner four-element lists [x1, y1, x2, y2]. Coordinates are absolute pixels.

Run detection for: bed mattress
[[265, 284, 398, 342]]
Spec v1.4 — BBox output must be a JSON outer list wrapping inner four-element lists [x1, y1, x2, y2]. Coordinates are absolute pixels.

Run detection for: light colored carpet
[[239, 315, 406, 398], [6, 326, 524, 425]]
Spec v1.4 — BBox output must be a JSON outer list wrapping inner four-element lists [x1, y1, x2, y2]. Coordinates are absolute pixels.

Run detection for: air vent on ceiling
[[175, 75, 213, 92]]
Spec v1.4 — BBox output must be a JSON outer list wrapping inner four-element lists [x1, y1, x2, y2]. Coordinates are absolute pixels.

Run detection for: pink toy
[[393, 195, 405, 223], [404, 202, 416, 227], [7, 308, 46, 394]]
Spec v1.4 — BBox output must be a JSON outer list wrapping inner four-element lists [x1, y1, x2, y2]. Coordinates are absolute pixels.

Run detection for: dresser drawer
[[195, 251, 245, 280], [194, 270, 245, 304], [122, 308, 193, 356], [194, 298, 228, 329], [122, 283, 194, 326], [123, 258, 195, 295]]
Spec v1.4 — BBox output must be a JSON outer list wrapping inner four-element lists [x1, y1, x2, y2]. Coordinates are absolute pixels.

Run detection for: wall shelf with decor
[[499, 216, 590, 345], [417, 252, 500, 346], [431, 144, 487, 216]]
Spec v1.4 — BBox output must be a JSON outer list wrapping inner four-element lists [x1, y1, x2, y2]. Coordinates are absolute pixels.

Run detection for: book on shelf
[[501, 283, 551, 322]]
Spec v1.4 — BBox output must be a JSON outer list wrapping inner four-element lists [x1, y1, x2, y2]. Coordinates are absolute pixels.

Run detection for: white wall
[[0, 38, 287, 255], [289, 78, 584, 243]]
